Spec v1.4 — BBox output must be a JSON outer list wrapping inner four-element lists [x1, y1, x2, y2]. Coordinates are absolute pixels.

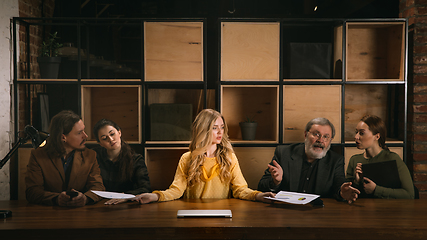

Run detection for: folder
[[361, 160, 401, 189]]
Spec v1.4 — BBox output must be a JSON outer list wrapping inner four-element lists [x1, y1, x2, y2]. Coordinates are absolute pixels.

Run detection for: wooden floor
[[1, 198, 426, 239]]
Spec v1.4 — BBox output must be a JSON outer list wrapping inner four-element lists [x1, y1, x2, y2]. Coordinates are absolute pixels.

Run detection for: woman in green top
[[346, 115, 414, 199]]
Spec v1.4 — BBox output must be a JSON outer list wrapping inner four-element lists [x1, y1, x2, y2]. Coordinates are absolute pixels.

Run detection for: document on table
[[91, 190, 138, 200], [265, 191, 320, 205]]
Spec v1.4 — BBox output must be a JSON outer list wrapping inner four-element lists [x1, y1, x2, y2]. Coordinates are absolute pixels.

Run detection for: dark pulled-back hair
[[44, 110, 82, 158], [93, 118, 135, 182], [360, 115, 389, 151]]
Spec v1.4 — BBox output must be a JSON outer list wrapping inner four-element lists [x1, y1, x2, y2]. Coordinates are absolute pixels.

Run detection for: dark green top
[[346, 150, 414, 199]]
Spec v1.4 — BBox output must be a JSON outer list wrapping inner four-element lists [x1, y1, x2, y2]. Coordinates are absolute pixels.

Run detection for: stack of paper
[[91, 190, 138, 200], [265, 191, 320, 205]]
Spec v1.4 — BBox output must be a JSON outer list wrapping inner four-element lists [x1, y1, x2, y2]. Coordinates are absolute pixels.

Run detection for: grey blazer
[[257, 143, 345, 198]]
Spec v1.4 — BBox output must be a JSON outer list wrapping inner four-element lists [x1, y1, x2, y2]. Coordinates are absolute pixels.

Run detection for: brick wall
[[400, 0, 427, 198], [18, 0, 55, 133]]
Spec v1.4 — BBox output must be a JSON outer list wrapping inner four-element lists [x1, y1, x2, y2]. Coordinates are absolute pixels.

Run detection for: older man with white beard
[[258, 118, 359, 203]]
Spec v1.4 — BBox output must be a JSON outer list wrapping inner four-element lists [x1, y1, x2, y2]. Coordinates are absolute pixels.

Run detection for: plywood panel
[[145, 22, 203, 81], [234, 147, 275, 190], [145, 148, 188, 191], [333, 25, 343, 79], [344, 147, 403, 174], [346, 23, 404, 81], [221, 22, 280, 81], [221, 86, 279, 143], [344, 85, 388, 141], [284, 85, 341, 143], [82, 85, 141, 143], [18, 148, 32, 200]]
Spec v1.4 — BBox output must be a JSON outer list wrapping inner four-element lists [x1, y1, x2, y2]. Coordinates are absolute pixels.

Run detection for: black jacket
[[258, 143, 345, 198], [94, 147, 151, 195]]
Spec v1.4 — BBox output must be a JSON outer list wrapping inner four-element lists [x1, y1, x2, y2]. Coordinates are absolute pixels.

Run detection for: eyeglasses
[[308, 131, 331, 142]]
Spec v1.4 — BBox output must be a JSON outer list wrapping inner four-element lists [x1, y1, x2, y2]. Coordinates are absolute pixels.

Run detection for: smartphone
[[66, 190, 78, 199], [310, 198, 324, 207]]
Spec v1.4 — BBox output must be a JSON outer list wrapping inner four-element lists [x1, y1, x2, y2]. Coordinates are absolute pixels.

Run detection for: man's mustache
[[312, 143, 324, 149]]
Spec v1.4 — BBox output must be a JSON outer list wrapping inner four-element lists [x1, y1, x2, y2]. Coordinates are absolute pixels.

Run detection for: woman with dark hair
[[134, 109, 274, 204], [93, 119, 151, 204], [346, 115, 414, 199]]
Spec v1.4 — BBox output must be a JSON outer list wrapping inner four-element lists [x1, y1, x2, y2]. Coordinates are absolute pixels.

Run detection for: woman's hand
[[133, 193, 159, 204], [363, 177, 376, 194], [354, 163, 363, 183], [255, 192, 276, 203], [104, 199, 127, 205]]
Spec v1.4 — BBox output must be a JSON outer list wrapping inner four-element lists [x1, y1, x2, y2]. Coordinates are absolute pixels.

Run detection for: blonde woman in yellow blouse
[[135, 109, 275, 204]]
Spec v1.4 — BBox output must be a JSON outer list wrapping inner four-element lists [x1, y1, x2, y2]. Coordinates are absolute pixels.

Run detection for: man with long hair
[[25, 110, 105, 206]]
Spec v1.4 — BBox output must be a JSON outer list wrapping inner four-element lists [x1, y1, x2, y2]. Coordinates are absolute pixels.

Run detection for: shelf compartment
[[283, 85, 341, 143], [233, 147, 275, 189], [221, 22, 280, 81], [144, 22, 203, 82], [78, 23, 142, 79], [81, 85, 141, 143], [346, 22, 405, 81], [344, 147, 403, 174], [145, 147, 188, 191], [282, 23, 343, 81], [221, 85, 279, 143], [146, 88, 215, 143], [344, 84, 404, 142]]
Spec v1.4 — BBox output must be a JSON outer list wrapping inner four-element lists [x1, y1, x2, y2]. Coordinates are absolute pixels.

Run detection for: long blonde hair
[[187, 109, 234, 187]]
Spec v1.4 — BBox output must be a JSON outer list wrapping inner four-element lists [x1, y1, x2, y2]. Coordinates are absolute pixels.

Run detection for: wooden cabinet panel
[[221, 22, 280, 81], [346, 22, 405, 81], [18, 148, 32, 200], [344, 85, 388, 141], [144, 22, 203, 81], [284, 85, 341, 143], [145, 148, 187, 191], [233, 147, 275, 190], [82, 85, 141, 143]]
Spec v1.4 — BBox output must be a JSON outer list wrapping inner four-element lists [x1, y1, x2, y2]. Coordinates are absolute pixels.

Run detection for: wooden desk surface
[[1, 198, 426, 240]]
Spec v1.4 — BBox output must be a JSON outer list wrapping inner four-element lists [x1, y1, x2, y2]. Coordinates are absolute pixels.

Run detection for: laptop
[[177, 210, 232, 218]]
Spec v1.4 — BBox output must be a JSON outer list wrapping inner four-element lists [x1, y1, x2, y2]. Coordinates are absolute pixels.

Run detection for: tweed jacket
[[25, 147, 105, 205]]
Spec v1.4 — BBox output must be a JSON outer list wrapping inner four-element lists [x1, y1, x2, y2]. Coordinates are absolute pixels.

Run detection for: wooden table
[[1, 198, 426, 240]]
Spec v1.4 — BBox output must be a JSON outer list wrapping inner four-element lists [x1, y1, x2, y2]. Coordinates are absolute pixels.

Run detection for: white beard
[[304, 137, 330, 159]]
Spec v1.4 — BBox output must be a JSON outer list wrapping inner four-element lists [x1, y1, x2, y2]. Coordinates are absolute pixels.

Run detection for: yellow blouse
[[153, 151, 260, 201]]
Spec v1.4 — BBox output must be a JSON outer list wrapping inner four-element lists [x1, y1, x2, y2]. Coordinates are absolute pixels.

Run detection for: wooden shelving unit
[[218, 18, 407, 185], [13, 17, 207, 196], [12, 17, 407, 199]]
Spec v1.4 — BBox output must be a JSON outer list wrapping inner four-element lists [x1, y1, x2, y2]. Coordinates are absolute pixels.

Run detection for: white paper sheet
[[265, 191, 320, 205], [91, 190, 138, 200]]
